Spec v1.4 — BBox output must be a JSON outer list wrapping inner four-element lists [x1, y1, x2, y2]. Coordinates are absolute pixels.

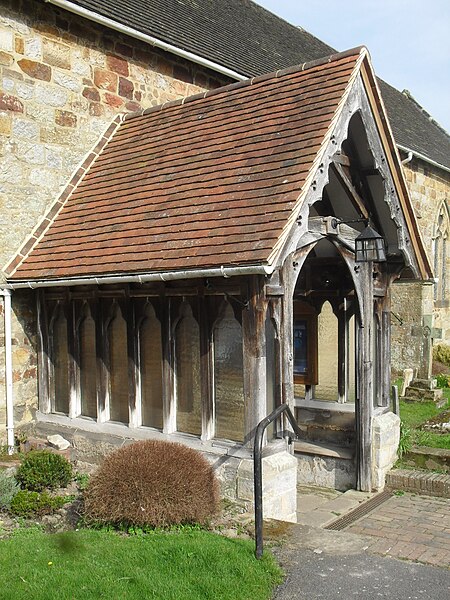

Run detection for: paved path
[[346, 493, 450, 568], [271, 490, 450, 599]]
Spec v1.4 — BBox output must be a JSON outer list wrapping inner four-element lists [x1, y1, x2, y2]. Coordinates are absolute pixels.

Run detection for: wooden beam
[[162, 296, 176, 434], [67, 299, 78, 419], [36, 290, 50, 414], [199, 295, 214, 441], [96, 298, 109, 423], [332, 161, 369, 219], [339, 249, 373, 491], [356, 261, 374, 491], [242, 275, 268, 445], [332, 151, 351, 167]]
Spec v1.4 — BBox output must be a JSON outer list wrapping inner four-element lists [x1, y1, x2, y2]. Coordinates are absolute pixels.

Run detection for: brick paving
[[346, 492, 450, 568]]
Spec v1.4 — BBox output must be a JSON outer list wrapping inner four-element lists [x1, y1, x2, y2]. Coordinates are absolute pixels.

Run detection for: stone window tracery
[[434, 203, 449, 303]]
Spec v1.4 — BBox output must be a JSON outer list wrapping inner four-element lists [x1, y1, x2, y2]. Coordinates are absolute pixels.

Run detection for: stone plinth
[[372, 411, 400, 490], [236, 451, 297, 523], [402, 378, 444, 405]]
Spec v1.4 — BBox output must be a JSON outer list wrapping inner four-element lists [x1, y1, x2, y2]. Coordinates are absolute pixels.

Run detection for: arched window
[[434, 203, 449, 303], [175, 303, 201, 436], [79, 305, 97, 419], [214, 303, 244, 442], [51, 304, 69, 414], [108, 303, 129, 423], [140, 303, 163, 429]]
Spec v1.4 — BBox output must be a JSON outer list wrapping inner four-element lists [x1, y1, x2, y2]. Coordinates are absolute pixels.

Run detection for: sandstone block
[[30, 167, 54, 187], [17, 141, 45, 165], [0, 155, 22, 184], [3, 68, 23, 81], [237, 451, 297, 522], [104, 92, 123, 108], [93, 68, 117, 92], [0, 92, 23, 113], [40, 126, 76, 146], [72, 58, 90, 77], [2, 78, 14, 92], [14, 35, 24, 55], [89, 102, 103, 117], [54, 70, 81, 92], [18, 59, 51, 82], [24, 37, 42, 59], [0, 30, 13, 52], [55, 109, 77, 128], [43, 38, 71, 69], [12, 118, 39, 140], [106, 54, 129, 76], [118, 77, 133, 99], [47, 434, 71, 450], [0, 51, 13, 66], [0, 112, 11, 135], [16, 82, 34, 100], [35, 84, 68, 107], [82, 86, 100, 102], [45, 147, 62, 169], [125, 101, 141, 112]]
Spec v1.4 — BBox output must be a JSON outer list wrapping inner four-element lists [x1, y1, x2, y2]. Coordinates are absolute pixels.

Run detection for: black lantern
[[355, 225, 386, 262]]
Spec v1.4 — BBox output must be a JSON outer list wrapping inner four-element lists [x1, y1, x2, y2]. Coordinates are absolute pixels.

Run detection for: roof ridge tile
[[121, 47, 365, 125]]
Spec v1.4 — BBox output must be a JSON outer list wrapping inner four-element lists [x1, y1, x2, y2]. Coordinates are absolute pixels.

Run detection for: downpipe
[[1, 288, 14, 454]]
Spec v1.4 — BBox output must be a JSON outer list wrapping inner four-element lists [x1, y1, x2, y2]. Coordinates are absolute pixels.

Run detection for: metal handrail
[[254, 403, 302, 559]]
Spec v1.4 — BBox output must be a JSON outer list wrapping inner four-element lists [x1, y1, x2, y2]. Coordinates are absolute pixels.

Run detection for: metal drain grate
[[325, 490, 392, 531]]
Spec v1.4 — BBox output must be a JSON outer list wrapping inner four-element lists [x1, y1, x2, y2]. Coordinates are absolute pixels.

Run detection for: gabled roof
[[50, 0, 450, 170], [4, 48, 431, 284]]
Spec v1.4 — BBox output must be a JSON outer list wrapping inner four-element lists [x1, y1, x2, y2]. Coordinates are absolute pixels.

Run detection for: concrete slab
[[296, 510, 339, 528], [318, 490, 375, 515]]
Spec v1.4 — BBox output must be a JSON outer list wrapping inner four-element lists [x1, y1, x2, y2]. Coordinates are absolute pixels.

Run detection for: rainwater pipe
[[44, 0, 247, 83], [0, 288, 14, 454], [401, 151, 413, 165]]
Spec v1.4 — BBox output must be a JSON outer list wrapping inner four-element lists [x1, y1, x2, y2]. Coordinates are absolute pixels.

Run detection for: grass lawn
[[0, 527, 282, 600], [399, 387, 450, 450]]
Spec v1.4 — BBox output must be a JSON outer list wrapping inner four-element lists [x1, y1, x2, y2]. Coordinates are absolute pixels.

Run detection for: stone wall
[[0, 289, 37, 444], [0, 0, 228, 272], [0, 0, 229, 441], [390, 281, 434, 375], [372, 411, 400, 491], [391, 158, 450, 374]]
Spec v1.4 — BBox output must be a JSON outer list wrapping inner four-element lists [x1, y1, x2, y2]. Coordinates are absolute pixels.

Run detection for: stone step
[[294, 439, 355, 460], [402, 386, 445, 406]]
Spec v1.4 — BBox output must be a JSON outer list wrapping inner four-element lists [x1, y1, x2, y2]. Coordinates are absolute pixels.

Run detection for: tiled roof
[[63, 0, 450, 170], [66, 0, 335, 77], [7, 49, 364, 281]]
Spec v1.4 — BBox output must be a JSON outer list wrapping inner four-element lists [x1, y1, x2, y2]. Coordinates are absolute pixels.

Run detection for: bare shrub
[[83, 440, 220, 527]]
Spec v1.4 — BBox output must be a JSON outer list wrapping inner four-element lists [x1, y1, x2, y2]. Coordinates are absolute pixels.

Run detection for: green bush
[[84, 440, 220, 528], [433, 344, 450, 368], [0, 471, 20, 510], [10, 490, 66, 517], [436, 373, 449, 388], [16, 451, 73, 491]]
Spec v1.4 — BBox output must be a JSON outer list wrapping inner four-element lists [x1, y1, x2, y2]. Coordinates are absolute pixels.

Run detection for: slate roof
[[63, 0, 450, 170], [6, 49, 365, 281]]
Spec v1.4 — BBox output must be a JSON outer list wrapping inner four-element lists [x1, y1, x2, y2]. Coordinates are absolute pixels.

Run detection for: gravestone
[[402, 322, 444, 405]]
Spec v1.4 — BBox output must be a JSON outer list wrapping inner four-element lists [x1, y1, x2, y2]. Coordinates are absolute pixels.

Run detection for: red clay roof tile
[[7, 49, 364, 282]]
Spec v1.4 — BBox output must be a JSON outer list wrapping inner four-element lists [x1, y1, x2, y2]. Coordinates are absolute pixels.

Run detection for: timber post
[[242, 275, 268, 445], [356, 260, 374, 491]]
